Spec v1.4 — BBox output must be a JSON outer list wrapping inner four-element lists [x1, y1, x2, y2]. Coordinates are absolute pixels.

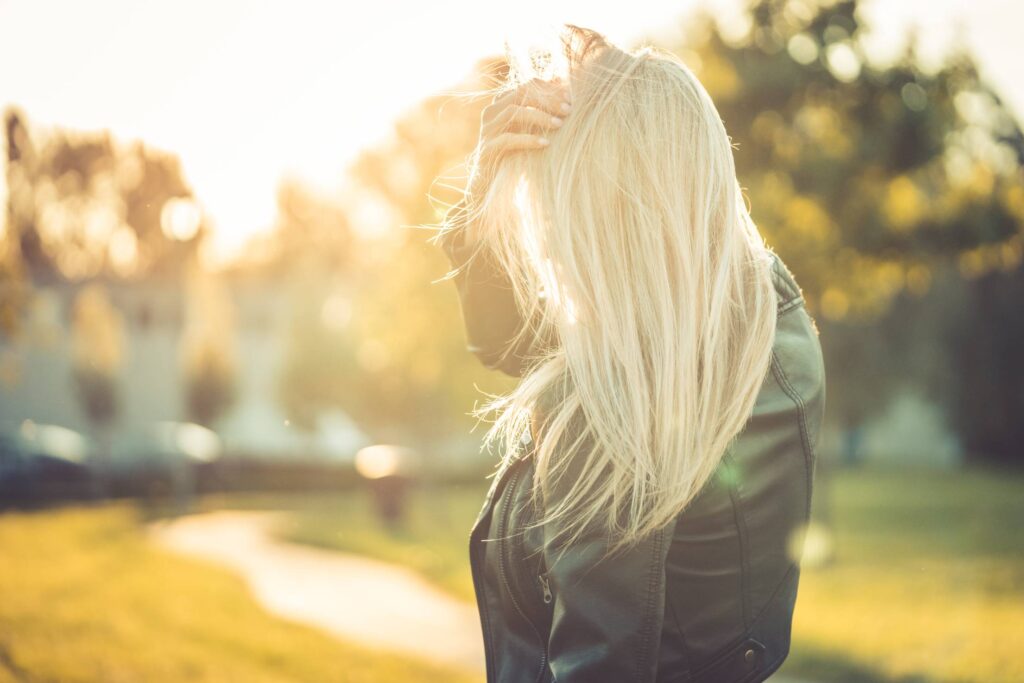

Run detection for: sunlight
[[514, 174, 579, 326], [161, 197, 203, 242], [0, 1, 735, 266]]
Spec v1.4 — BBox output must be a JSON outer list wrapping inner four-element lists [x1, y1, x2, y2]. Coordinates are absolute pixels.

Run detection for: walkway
[[150, 511, 484, 673], [151, 510, 809, 682]]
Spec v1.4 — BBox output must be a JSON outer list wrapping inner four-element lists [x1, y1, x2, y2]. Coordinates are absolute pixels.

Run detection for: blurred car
[[215, 401, 373, 492], [218, 401, 371, 463], [311, 409, 373, 464], [0, 420, 94, 507], [106, 421, 222, 498]]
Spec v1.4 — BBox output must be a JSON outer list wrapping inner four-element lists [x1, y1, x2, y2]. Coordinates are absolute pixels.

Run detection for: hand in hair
[[466, 78, 572, 215]]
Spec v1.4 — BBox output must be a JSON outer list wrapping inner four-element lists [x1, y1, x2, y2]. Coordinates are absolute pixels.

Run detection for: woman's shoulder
[[761, 250, 827, 453], [767, 250, 805, 317]]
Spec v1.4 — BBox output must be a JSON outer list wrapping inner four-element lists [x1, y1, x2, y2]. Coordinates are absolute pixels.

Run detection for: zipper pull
[[538, 573, 553, 604]]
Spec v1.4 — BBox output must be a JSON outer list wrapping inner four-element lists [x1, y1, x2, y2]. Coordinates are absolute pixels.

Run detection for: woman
[[433, 25, 825, 683]]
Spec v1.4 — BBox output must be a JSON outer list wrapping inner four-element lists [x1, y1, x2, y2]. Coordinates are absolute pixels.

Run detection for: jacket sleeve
[[434, 198, 547, 377], [541, 446, 678, 682]]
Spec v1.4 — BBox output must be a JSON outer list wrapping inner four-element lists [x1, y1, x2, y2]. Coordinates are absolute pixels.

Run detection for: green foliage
[[275, 59, 516, 440], [261, 1, 1024, 455], [649, 0, 1024, 453], [677, 0, 1023, 320], [338, 61, 517, 440], [946, 267, 1024, 461]]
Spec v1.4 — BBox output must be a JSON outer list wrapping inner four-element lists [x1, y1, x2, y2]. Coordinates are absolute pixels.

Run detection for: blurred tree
[[335, 57, 517, 443], [276, 264, 357, 432], [255, 180, 354, 277], [2, 108, 207, 286], [1, 112, 30, 337], [272, 59, 517, 444], [677, 0, 1022, 321], [277, 2, 1023, 459], [665, 0, 1024, 454], [946, 265, 1024, 462], [180, 260, 238, 428], [265, 181, 359, 431]]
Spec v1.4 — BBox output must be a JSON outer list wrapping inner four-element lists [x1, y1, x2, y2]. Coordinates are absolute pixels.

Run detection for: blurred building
[[0, 274, 369, 463]]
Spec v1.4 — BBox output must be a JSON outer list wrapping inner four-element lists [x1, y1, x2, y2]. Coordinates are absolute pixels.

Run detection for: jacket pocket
[[671, 636, 767, 683]]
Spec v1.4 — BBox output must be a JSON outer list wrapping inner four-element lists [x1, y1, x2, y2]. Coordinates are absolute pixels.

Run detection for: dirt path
[[149, 511, 484, 674], [150, 510, 809, 682]]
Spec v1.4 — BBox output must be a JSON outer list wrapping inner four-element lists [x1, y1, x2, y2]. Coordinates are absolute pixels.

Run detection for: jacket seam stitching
[[770, 351, 813, 520], [665, 594, 695, 679], [684, 563, 794, 681], [632, 525, 665, 682], [777, 296, 804, 316], [747, 563, 797, 628], [471, 518, 498, 680], [496, 461, 549, 683], [723, 451, 752, 630]]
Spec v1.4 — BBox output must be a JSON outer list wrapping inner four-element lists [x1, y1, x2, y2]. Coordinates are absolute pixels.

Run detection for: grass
[[5, 466, 1017, 682], [258, 465, 1024, 683], [777, 465, 1024, 683], [0, 503, 478, 683]]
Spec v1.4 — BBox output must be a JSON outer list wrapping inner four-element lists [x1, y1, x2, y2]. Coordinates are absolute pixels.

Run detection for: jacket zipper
[[497, 463, 550, 683], [538, 572, 553, 604]]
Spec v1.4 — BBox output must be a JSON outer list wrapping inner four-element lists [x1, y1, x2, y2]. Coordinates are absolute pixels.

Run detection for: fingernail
[[551, 116, 563, 126], [560, 102, 572, 113], [538, 137, 550, 146]]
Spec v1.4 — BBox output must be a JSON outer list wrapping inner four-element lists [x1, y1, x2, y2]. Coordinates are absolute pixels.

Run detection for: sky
[[1, 0, 1021, 264]]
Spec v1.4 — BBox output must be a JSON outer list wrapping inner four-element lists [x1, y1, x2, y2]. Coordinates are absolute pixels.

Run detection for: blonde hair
[[440, 25, 778, 555]]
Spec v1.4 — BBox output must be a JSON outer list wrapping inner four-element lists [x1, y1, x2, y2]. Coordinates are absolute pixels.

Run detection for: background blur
[[1, 1, 1022, 682]]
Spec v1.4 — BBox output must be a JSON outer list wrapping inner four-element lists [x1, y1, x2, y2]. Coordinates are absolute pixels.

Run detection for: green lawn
[[0, 503, 478, 683], [7, 466, 1016, 683], [780, 466, 1024, 683], [262, 465, 1024, 683]]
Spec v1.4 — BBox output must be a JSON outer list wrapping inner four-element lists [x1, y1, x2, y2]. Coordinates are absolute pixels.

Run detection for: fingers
[[482, 132, 551, 158], [488, 104, 564, 136], [515, 78, 573, 117], [475, 132, 550, 175], [490, 78, 572, 117], [468, 131, 550, 197], [471, 77, 569, 185]]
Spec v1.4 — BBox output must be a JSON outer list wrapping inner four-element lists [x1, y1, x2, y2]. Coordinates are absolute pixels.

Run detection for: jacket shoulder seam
[[770, 253, 805, 314], [777, 295, 805, 317]]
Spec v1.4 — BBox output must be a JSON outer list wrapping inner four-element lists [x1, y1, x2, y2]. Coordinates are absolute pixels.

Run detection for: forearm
[[435, 197, 538, 377]]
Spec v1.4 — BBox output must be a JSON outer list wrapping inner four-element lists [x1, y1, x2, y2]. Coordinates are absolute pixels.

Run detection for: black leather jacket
[[438, 221, 826, 683]]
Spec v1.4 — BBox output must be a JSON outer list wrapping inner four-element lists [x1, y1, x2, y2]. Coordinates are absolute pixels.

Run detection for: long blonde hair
[[439, 25, 778, 555]]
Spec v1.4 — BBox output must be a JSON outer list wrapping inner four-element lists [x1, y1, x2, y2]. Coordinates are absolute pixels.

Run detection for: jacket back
[[463, 252, 826, 683]]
